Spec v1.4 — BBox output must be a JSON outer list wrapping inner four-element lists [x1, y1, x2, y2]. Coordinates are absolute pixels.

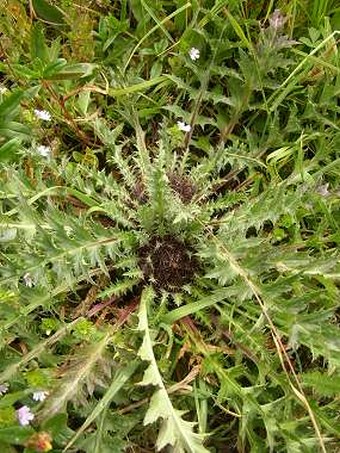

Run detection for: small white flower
[[16, 405, 34, 426], [0, 86, 7, 94], [36, 145, 52, 158], [177, 121, 191, 132], [316, 183, 330, 197], [34, 109, 51, 121], [32, 391, 48, 402], [63, 225, 73, 237], [0, 383, 9, 395], [189, 47, 200, 61], [23, 272, 34, 287]]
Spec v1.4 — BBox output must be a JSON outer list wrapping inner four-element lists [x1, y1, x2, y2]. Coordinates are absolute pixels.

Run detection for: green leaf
[[0, 138, 21, 163], [41, 59, 67, 78], [0, 91, 25, 119], [145, 389, 209, 453], [0, 121, 31, 141], [137, 288, 209, 452], [0, 391, 29, 409], [11, 65, 41, 80], [30, 23, 49, 62], [222, 8, 251, 50], [0, 442, 16, 453], [43, 63, 97, 80], [37, 333, 113, 421], [303, 371, 340, 397], [63, 361, 139, 451], [162, 289, 232, 324], [108, 76, 168, 97], [0, 319, 81, 383], [41, 414, 74, 445], [0, 427, 34, 445], [32, 0, 65, 25]]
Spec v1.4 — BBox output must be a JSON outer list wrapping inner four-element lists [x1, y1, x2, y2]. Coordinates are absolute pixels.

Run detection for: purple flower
[[16, 405, 34, 426], [269, 9, 287, 30]]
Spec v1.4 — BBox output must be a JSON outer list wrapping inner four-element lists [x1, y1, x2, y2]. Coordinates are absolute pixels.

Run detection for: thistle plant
[[0, 1, 339, 452]]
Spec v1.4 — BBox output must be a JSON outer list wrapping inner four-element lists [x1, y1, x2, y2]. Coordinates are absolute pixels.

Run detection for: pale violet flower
[[269, 9, 287, 30], [189, 47, 200, 61], [32, 391, 48, 402], [0, 383, 9, 395], [177, 121, 191, 132], [34, 109, 51, 121], [36, 145, 52, 158], [23, 272, 34, 287], [16, 406, 34, 426]]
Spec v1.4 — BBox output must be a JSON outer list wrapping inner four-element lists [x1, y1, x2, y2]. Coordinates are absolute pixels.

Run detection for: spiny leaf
[[137, 288, 209, 453], [302, 371, 340, 397], [0, 319, 80, 383], [63, 361, 139, 451], [38, 333, 113, 421], [146, 389, 209, 453]]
